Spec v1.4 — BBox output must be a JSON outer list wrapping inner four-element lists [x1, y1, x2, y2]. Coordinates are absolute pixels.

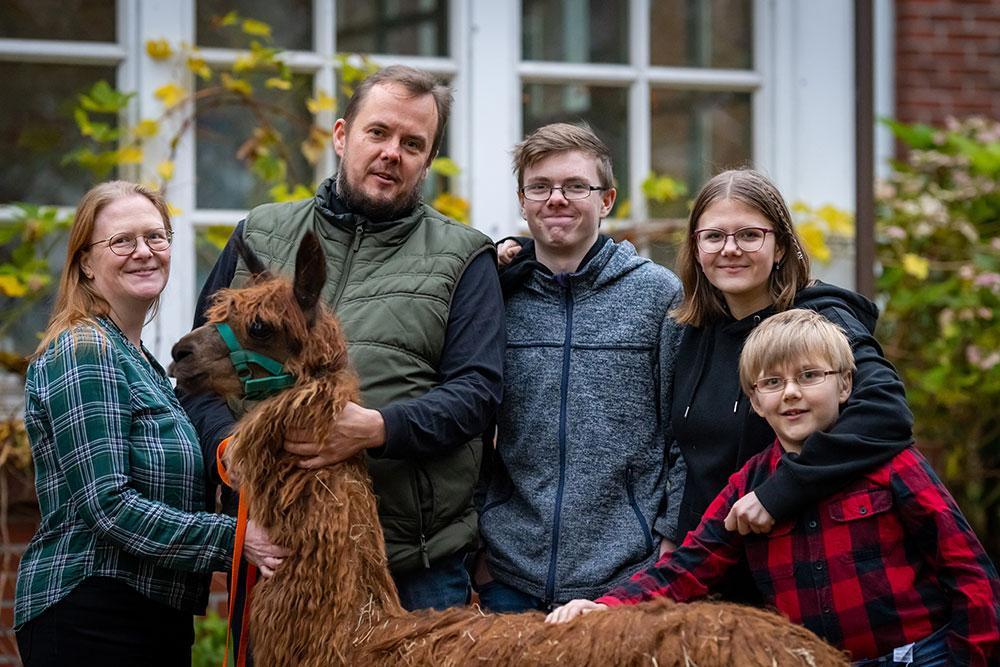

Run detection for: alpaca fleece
[[176, 233, 850, 667]]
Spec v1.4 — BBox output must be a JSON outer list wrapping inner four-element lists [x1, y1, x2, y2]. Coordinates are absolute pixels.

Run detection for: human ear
[[749, 391, 762, 415], [332, 118, 347, 157], [838, 371, 853, 404], [600, 188, 617, 218], [79, 253, 93, 280]]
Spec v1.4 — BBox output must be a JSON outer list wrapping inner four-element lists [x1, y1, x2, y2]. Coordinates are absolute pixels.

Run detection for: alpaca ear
[[234, 234, 269, 279], [293, 231, 326, 316]]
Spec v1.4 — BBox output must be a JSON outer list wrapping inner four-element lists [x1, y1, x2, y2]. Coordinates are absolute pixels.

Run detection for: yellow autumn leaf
[[133, 119, 159, 138], [797, 222, 831, 264], [157, 160, 175, 181], [0, 275, 27, 297], [431, 193, 469, 224], [221, 73, 252, 96], [817, 204, 855, 237], [187, 56, 212, 80], [145, 38, 173, 60], [233, 53, 256, 73], [266, 77, 292, 90], [242, 18, 272, 38], [167, 203, 183, 217], [306, 90, 336, 114], [219, 11, 239, 27], [117, 146, 144, 164], [155, 83, 185, 108], [902, 253, 930, 280]]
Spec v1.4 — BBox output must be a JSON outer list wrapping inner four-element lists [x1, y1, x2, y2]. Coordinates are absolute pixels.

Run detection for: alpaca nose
[[171, 339, 193, 364]]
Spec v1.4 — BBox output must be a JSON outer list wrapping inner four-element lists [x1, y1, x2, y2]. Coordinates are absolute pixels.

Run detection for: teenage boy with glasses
[[474, 122, 684, 613]]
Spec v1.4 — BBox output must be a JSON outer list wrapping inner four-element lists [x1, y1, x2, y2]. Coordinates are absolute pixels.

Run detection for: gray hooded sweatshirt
[[479, 238, 683, 604]]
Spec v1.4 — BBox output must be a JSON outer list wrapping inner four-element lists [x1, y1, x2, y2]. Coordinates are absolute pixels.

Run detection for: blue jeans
[[394, 552, 472, 611], [477, 578, 547, 613], [851, 625, 950, 667]]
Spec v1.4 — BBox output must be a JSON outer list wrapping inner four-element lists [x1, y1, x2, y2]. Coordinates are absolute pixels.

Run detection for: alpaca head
[[169, 231, 349, 401]]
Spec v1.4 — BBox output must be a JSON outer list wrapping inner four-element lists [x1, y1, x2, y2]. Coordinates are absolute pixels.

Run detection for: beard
[[336, 160, 427, 223]]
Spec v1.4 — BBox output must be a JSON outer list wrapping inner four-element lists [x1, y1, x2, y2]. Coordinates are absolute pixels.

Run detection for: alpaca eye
[[248, 319, 273, 340]]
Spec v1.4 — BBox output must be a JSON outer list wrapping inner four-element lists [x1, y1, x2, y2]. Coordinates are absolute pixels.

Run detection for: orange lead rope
[[217, 437, 257, 667]]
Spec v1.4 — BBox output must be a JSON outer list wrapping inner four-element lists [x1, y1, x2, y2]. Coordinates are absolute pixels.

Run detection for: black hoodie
[[671, 281, 913, 540]]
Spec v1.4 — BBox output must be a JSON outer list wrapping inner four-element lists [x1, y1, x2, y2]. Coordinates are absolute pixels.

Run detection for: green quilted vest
[[232, 194, 493, 574]]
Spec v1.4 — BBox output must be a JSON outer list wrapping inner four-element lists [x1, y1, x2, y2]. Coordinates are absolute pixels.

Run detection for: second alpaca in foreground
[[169, 231, 849, 667]]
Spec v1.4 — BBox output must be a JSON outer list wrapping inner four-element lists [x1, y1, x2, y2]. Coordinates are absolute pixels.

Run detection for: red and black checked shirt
[[597, 442, 1000, 664]]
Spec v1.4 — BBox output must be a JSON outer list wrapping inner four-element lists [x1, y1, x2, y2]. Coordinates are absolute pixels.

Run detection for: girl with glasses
[[662, 168, 913, 605]]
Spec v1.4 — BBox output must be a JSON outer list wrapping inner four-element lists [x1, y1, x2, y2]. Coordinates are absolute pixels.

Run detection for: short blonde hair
[[671, 169, 811, 326], [739, 309, 855, 397]]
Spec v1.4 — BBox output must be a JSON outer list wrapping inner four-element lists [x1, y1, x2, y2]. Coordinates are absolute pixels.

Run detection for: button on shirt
[[598, 441, 1000, 663], [16, 319, 235, 627]]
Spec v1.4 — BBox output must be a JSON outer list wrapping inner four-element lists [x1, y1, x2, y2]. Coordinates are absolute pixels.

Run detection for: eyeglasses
[[90, 230, 173, 256], [520, 184, 607, 201], [694, 227, 774, 254], [753, 369, 840, 394]]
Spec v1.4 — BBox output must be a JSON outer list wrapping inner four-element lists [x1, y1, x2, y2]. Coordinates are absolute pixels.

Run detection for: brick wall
[[0, 509, 230, 665], [895, 0, 1000, 125]]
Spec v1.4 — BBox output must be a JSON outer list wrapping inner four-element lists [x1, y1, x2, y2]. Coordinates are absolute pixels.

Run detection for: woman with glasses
[[14, 181, 283, 666], [665, 168, 912, 603]]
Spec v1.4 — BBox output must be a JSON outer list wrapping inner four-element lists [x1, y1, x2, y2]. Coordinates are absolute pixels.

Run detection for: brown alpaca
[[170, 232, 849, 667]]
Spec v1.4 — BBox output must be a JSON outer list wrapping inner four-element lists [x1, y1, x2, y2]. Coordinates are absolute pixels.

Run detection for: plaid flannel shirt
[[598, 441, 1000, 664], [15, 319, 235, 627]]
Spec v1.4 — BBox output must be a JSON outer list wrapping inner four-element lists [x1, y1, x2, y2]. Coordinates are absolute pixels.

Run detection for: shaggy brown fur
[[170, 232, 850, 667]]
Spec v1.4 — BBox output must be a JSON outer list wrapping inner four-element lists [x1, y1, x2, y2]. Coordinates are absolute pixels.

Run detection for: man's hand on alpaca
[[284, 401, 386, 468]]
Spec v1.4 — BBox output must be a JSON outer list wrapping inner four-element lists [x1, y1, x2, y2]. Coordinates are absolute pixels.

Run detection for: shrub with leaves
[[875, 116, 1000, 555]]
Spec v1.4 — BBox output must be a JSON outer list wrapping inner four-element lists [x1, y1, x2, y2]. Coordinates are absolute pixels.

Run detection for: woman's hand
[[545, 600, 608, 624], [243, 519, 291, 578]]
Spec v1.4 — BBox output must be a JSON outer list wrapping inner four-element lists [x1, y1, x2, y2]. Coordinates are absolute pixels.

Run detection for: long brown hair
[[33, 181, 172, 358], [671, 169, 811, 327]]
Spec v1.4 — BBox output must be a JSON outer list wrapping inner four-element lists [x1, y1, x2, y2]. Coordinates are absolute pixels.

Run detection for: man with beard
[[179, 66, 504, 622]]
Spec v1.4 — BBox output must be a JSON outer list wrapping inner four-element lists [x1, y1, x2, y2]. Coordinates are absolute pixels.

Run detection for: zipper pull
[[353, 223, 363, 251], [420, 533, 430, 569]]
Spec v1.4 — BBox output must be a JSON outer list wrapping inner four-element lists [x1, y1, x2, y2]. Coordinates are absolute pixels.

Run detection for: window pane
[[196, 0, 312, 50], [522, 0, 627, 64], [650, 88, 752, 217], [0, 63, 118, 206], [522, 83, 629, 216], [195, 73, 314, 210], [650, 0, 752, 69], [337, 0, 448, 57], [0, 0, 115, 42]]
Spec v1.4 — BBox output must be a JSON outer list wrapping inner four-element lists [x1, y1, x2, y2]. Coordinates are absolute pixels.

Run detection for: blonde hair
[[512, 122, 614, 190], [33, 181, 172, 358], [671, 169, 811, 326], [738, 309, 856, 397]]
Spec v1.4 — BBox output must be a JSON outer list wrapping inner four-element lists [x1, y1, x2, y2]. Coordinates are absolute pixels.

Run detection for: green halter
[[215, 323, 297, 400]]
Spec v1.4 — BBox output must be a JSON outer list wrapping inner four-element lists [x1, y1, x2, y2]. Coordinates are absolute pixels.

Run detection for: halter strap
[[214, 323, 297, 400]]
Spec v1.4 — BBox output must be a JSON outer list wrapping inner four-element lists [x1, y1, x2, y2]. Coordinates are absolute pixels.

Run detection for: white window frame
[[1, 0, 876, 364]]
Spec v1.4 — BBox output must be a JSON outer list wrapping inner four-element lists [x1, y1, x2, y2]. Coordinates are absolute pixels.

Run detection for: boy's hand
[[724, 491, 775, 535], [545, 600, 608, 624]]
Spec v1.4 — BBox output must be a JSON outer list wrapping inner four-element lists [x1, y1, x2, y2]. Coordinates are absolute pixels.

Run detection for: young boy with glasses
[[548, 309, 1000, 665]]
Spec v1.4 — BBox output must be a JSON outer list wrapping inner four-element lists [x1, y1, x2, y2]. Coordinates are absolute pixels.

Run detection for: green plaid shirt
[[16, 318, 235, 627]]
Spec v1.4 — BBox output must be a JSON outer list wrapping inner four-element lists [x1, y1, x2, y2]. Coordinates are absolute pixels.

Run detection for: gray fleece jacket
[[478, 238, 683, 604]]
